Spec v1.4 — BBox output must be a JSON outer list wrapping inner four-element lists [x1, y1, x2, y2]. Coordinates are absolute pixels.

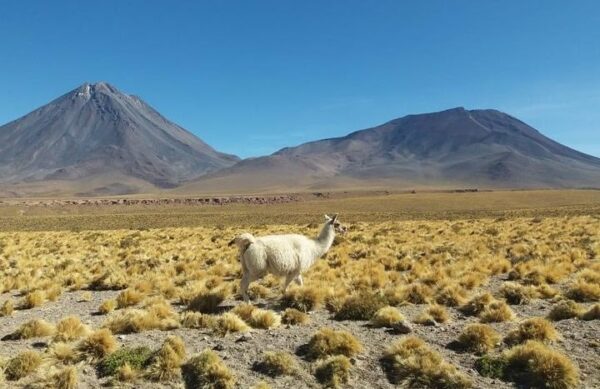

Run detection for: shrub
[[182, 350, 235, 389], [19, 290, 45, 309], [580, 303, 600, 320], [504, 341, 580, 389], [4, 350, 42, 380], [566, 281, 600, 302], [505, 318, 559, 345], [459, 292, 495, 316], [0, 300, 14, 316], [49, 342, 78, 364], [46, 366, 78, 389], [371, 306, 404, 328], [188, 290, 227, 313], [103, 307, 179, 334], [253, 351, 299, 377], [479, 301, 515, 323], [305, 328, 362, 360], [335, 292, 387, 321], [547, 300, 583, 321], [98, 299, 117, 314], [146, 336, 186, 382], [501, 282, 539, 305], [282, 308, 310, 325], [116, 289, 143, 308], [381, 336, 472, 388], [98, 346, 153, 377], [180, 311, 216, 329], [248, 309, 281, 329], [77, 329, 118, 361], [3, 318, 55, 340], [475, 355, 508, 379], [315, 355, 351, 388], [230, 303, 256, 322], [456, 324, 500, 354], [212, 313, 251, 336], [54, 315, 90, 342], [281, 286, 324, 312]]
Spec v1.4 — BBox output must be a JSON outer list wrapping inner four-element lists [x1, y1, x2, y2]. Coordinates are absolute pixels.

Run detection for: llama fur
[[229, 214, 345, 302]]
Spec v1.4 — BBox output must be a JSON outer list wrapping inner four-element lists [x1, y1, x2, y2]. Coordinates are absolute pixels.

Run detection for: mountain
[[0, 82, 239, 195], [179, 107, 600, 193]]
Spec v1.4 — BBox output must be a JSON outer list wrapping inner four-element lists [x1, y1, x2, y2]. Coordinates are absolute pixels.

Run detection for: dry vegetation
[[1, 192, 599, 387]]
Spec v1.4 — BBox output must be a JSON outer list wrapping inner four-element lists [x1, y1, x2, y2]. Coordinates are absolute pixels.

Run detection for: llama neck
[[315, 222, 335, 257]]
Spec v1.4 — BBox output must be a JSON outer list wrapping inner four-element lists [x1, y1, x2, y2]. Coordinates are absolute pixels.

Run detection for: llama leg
[[240, 273, 251, 302], [283, 274, 295, 293], [294, 274, 303, 286]]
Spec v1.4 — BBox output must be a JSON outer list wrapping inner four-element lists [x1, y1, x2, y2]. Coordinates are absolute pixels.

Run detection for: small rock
[[213, 344, 225, 351], [117, 335, 126, 340], [391, 321, 412, 334], [236, 334, 252, 343]]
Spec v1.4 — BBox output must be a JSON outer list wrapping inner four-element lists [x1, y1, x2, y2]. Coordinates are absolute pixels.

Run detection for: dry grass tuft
[[0, 299, 14, 316], [19, 290, 45, 309], [370, 306, 404, 328], [98, 299, 117, 314], [146, 336, 186, 382], [230, 303, 256, 322], [479, 301, 515, 323], [459, 292, 495, 316], [103, 307, 179, 334], [212, 313, 251, 336], [281, 308, 310, 325], [4, 350, 42, 381], [580, 303, 600, 320], [566, 281, 600, 302], [281, 286, 324, 312], [505, 317, 559, 345], [49, 342, 78, 364], [116, 288, 143, 308], [501, 282, 539, 305], [305, 328, 362, 360], [456, 324, 500, 354], [547, 300, 583, 321], [54, 315, 90, 342], [188, 289, 227, 313], [45, 365, 78, 389], [182, 350, 235, 389], [3, 318, 55, 340], [315, 355, 351, 388], [248, 309, 281, 329], [334, 292, 387, 321], [504, 341, 580, 388], [253, 351, 299, 377], [76, 328, 118, 361], [180, 311, 216, 329], [381, 336, 472, 388]]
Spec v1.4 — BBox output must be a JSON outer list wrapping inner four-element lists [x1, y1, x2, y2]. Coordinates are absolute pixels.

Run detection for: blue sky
[[1, 1, 599, 158]]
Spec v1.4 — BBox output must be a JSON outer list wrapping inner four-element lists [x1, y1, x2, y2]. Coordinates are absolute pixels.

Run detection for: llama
[[229, 214, 346, 302]]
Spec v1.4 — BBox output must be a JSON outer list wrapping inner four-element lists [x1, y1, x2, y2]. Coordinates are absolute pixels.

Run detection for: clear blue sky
[[1, 1, 599, 158]]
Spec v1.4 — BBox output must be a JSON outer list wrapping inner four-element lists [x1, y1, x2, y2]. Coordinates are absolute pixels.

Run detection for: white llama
[[229, 214, 346, 302]]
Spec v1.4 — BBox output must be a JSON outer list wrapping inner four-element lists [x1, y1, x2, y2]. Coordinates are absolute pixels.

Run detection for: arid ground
[[0, 190, 599, 388]]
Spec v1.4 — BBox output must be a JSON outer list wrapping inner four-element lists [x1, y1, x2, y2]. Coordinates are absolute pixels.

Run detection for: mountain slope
[[181, 107, 600, 193], [0, 82, 239, 193]]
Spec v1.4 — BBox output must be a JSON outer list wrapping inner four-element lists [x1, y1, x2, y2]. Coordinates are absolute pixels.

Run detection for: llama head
[[324, 214, 347, 234], [228, 233, 255, 251]]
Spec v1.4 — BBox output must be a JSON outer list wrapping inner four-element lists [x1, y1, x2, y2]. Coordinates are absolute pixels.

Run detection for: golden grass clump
[[504, 341, 579, 389], [54, 315, 91, 342], [43, 365, 79, 389], [116, 288, 144, 308], [334, 292, 387, 321], [415, 304, 450, 325], [182, 350, 235, 389], [230, 302, 256, 322], [370, 306, 404, 328], [253, 351, 299, 377], [0, 299, 14, 316], [315, 355, 351, 388], [459, 292, 495, 316], [146, 335, 187, 382], [188, 289, 227, 313], [434, 284, 468, 307], [46, 285, 63, 302], [98, 298, 117, 314], [505, 317, 559, 345], [305, 328, 362, 360], [77, 328, 118, 361], [281, 308, 310, 325], [79, 291, 92, 302], [116, 363, 137, 382], [89, 268, 128, 290], [248, 309, 281, 329], [282, 286, 324, 312], [381, 336, 472, 388], [4, 350, 42, 381], [456, 324, 500, 354], [3, 318, 56, 340], [180, 311, 216, 329], [547, 300, 584, 321], [479, 301, 516, 323], [19, 290, 45, 309], [212, 313, 251, 336], [566, 281, 600, 302], [580, 303, 600, 320], [501, 282, 539, 305], [103, 307, 179, 334], [49, 342, 78, 364]]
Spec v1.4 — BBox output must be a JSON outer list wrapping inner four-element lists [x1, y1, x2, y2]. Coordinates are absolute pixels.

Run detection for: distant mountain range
[[1, 83, 599, 197]]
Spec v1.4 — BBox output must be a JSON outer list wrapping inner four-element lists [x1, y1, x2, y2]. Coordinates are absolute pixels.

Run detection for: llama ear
[[324, 214, 332, 221], [331, 214, 338, 222]]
